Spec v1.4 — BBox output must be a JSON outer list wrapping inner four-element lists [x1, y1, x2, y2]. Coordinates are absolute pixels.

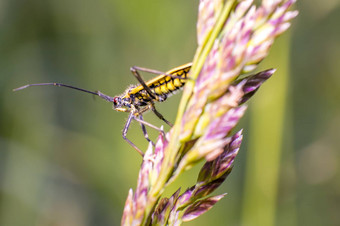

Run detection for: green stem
[[241, 33, 292, 226], [143, 0, 237, 224]]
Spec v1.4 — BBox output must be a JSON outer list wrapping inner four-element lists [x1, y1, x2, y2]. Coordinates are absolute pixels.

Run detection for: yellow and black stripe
[[127, 63, 192, 104]]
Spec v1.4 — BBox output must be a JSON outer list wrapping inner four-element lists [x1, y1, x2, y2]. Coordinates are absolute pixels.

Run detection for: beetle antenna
[[13, 83, 115, 102]]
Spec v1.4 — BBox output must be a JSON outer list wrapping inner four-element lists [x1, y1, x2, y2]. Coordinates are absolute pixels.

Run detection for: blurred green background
[[1, 0, 339, 225]]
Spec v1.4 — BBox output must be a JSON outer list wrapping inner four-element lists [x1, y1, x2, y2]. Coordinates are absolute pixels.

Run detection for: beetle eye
[[113, 97, 118, 105]]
